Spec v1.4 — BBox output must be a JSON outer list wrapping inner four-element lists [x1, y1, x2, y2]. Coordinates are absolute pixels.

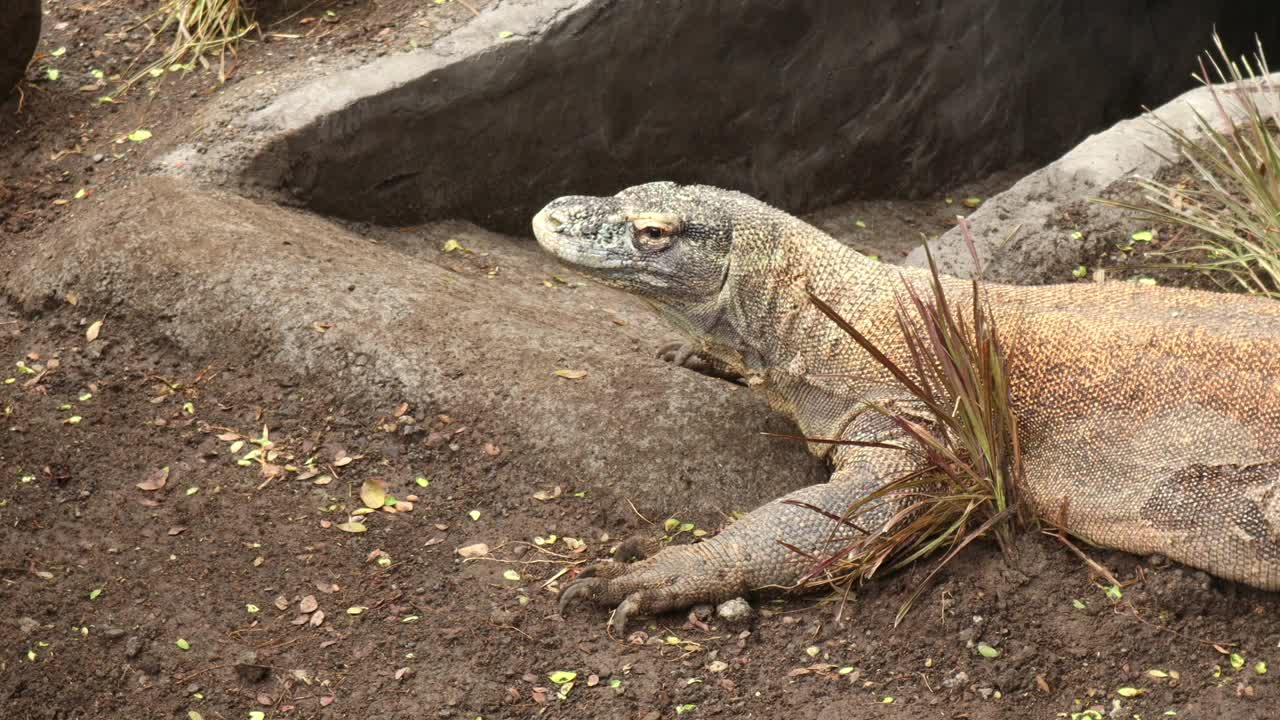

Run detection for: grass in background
[[117, 0, 258, 97], [791, 220, 1028, 626], [1100, 33, 1280, 297]]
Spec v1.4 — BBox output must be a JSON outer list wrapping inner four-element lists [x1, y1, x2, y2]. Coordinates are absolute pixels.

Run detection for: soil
[[5, 3, 1280, 720]]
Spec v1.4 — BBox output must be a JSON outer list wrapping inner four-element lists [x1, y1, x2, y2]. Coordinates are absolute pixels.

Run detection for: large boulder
[[228, 0, 1280, 234], [2, 176, 828, 521], [1, 0, 41, 100]]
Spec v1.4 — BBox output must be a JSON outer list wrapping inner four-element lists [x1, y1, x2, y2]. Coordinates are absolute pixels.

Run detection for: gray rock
[[907, 69, 1280, 284], [124, 636, 144, 658], [716, 597, 753, 622], [169, 0, 1280, 236], [0, 0, 40, 99], [5, 177, 824, 520]]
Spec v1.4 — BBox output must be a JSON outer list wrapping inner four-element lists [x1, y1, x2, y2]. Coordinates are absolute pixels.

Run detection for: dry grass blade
[[1096, 32, 1280, 296], [116, 0, 259, 98], [797, 218, 1027, 625]]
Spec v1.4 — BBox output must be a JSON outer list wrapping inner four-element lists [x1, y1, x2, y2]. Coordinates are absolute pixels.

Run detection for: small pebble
[[716, 597, 752, 622], [124, 636, 143, 658]]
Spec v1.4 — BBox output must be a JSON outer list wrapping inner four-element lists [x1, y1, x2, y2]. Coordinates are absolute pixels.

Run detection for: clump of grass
[[792, 220, 1027, 625], [1099, 32, 1280, 296], [117, 0, 258, 97]]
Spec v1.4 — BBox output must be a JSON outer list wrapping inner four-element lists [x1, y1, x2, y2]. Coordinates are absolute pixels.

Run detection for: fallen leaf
[[137, 466, 170, 491], [360, 479, 387, 509], [299, 595, 318, 613], [336, 521, 367, 533], [274, 595, 289, 610], [85, 320, 103, 342], [309, 610, 325, 627], [1116, 687, 1144, 697], [554, 369, 587, 380], [128, 129, 152, 143], [532, 486, 562, 501]]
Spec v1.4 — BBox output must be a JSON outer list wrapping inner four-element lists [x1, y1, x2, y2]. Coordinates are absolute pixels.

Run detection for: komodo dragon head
[[532, 181, 769, 329]]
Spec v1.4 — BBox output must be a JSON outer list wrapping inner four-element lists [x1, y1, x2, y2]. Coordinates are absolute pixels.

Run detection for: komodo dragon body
[[532, 181, 1280, 632]]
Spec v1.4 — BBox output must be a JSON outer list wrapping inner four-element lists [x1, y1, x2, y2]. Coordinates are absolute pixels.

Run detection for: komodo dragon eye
[[629, 215, 682, 251]]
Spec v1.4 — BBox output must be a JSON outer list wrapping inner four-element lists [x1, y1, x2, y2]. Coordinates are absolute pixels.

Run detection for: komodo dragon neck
[[700, 210, 928, 454]]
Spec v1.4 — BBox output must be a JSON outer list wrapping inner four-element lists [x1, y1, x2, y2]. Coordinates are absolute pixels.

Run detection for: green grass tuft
[[1098, 32, 1280, 296]]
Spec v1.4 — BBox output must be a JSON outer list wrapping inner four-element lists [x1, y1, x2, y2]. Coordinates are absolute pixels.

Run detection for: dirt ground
[[5, 3, 1280, 720]]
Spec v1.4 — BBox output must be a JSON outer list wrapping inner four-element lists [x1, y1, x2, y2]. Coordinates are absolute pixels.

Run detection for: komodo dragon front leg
[[559, 427, 923, 633]]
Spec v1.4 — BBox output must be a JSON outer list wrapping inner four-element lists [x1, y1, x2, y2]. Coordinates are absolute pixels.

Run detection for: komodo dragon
[[532, 181, 1280, 633]]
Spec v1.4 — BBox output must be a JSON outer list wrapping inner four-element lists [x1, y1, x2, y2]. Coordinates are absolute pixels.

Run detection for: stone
[[176, 1, 1280, 237], [716, 597, 753, 622], [907, 68, 1280, 283], [0, 0, 41, 100]]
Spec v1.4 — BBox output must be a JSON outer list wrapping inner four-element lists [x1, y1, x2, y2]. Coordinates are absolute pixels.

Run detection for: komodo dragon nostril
[[546, 210, 568, 230]]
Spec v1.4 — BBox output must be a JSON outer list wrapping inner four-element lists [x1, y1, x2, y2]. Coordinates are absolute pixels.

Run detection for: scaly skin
[[533, 181, 1280, 632]]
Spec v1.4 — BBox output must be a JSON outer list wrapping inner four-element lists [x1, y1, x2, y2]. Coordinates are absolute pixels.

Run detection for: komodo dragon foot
[[657, 341, 745, 385], [558, 480, 885, 634], [558, 539, 757, 636]]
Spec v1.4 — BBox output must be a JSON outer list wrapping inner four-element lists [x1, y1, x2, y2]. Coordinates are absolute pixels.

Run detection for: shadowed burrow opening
[[243, 0, 1280, 240]]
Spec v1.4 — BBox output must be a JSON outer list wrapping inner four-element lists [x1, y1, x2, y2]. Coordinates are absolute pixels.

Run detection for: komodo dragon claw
[[657, 341, 745, 384], [558, 540, 756, 636]]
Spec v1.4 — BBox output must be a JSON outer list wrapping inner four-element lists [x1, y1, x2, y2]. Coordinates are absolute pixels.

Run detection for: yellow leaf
[[136, 466, 170, 491], [554, 369, 587, 380], [86, 320, 103, 342], [360, 479, 387, 509]]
